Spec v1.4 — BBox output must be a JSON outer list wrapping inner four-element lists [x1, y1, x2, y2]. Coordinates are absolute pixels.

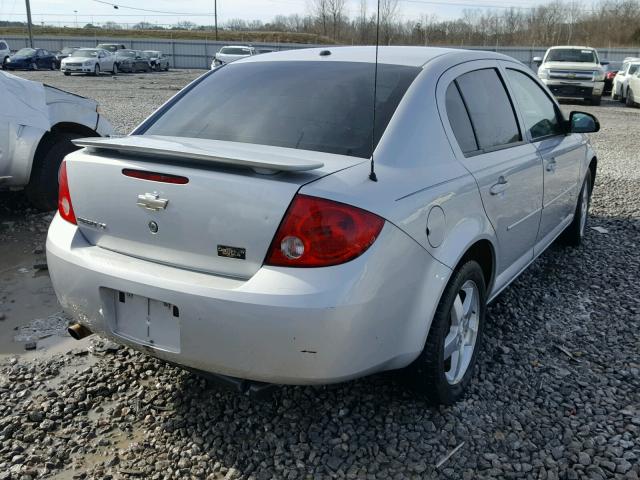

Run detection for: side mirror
[[532, 56, 542, 65], [568, 111, 600, 134], [600, 61, 610, 66]]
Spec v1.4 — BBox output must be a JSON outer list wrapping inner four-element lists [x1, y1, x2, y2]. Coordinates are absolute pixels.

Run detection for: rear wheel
[[63, 71, 71, 76], [561, 171, 592, 247], [30, 62, 37, 71], [25, 133, 83, 211], [93, 64, 100, 76], [155, 63, 161, 72], [626, 89, 636, 107], [403, 260, 486, 405], [112, 63, 118, 75]]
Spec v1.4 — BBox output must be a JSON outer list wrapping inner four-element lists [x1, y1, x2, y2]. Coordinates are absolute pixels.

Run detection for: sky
[[1, 0, 557, 28]]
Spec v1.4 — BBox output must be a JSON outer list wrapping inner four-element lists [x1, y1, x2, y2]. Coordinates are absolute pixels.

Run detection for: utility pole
[[25, 0, 34, 48], [214, 0, 218, 41]]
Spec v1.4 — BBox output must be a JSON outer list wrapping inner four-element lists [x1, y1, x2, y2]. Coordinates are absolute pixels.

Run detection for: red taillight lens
[[58, 160, 76, 224], [122, 169, 189, 184], [265, 194, 384, 267]]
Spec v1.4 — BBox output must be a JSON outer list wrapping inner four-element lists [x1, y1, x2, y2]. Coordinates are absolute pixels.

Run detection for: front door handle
[[490, 176, 509, 196], [546, 158, 557, 173]]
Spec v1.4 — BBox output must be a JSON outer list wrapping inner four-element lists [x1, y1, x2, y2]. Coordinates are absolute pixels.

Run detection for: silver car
[[46, 47, 599, 404]]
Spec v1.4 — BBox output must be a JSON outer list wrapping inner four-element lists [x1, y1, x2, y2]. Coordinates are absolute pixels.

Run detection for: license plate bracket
[[112, 291, 181, 353]]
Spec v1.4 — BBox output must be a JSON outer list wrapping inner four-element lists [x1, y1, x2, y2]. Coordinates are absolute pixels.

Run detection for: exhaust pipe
[[68, 323, 93, 340]]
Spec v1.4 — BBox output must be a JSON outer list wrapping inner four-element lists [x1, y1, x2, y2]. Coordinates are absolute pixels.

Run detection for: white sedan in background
[[211, 45, 256, 68], [612, 58, 640, 102], [624, 68, 640, 107], [61, 48, 117, 76]]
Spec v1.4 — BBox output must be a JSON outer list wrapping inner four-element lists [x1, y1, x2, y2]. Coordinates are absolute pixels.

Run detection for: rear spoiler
[[73, 135, 325, 174]]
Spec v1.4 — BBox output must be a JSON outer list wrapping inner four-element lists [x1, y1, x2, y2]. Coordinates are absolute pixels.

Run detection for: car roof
[[239, 46, 507, 68], [548, 46, 595, 50]]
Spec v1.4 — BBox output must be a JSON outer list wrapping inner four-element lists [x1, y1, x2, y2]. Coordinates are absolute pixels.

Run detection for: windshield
[[141, 61, 419, 158], [73, 50, 99, 58], [630, 64, 640, 75], [98, 44, 119, 52], [546, 49, 597, 63], [61, 47, 76, 54], [15, 48, 35, 56], [144, 51, 160, 57], [219, 47, 251, 55], [117, 50, 136, 58]]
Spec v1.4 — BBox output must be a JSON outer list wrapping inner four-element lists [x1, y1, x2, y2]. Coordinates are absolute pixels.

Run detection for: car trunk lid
[[66, 135, 364, 279]]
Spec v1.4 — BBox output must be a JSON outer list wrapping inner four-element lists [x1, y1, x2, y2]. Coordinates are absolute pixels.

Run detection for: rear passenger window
[[505, 69, 563, 140], [0, 42, 6, 50], [445, 83, 478, 154], [455, 69, 521, 151]]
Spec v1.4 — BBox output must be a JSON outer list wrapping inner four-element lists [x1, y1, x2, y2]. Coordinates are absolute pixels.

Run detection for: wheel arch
[[454, 238, 496, 294], [588, 156, 597, 193]]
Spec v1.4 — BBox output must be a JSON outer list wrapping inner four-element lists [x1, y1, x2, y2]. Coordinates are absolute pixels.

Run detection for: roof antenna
[[369, 0, 381, 182]]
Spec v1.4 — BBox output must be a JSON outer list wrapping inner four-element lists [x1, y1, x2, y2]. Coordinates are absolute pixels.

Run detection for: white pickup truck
[[535, 46, 606, 105], [0, 71, 113, 210]]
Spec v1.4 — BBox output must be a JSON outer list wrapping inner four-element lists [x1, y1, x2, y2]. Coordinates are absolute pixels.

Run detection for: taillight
[[265, 194, 384, 267], [58, 160, 76, 224], [122, 168, 189, 184]]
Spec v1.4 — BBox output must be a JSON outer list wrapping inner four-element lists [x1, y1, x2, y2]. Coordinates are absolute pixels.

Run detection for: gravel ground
[[0, 70, 639, 480]]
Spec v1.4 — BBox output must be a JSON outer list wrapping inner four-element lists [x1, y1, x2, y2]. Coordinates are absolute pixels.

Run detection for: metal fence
[[3, 35, 640, 69]]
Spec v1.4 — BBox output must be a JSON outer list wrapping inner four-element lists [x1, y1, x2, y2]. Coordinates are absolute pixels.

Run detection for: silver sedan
[[46, 46, 599, 404]]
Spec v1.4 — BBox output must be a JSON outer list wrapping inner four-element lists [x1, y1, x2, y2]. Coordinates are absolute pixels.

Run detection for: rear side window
[[445, 83, 478, 154], [142, 61, 420, 159], [0, 42, 7, 50], [630, 65, 640, 75], [505, 69, 563, 140], [455, 69, 521, 151]]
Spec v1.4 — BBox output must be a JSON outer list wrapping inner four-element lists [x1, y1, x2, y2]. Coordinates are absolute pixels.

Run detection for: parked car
[[211, 45, 256, 68], [534, 46, 605, 105], [47, 47, 599, 405], [115, 50, 151, 73], [0, 71, 113, 209], [612, 58, 640, 102], [0, 39, 10, 68], [97, 43, 126, 53], [624, 68, 640, 107], [60, 48, 117, 76], [142, 50, 170, 71], [603, 61, 621, 93], [54, 46, 80, 68], [5, 48, 57, 70]]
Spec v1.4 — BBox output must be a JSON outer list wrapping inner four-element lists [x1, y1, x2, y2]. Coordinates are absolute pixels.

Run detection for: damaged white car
[[0, 71, 113, 209]]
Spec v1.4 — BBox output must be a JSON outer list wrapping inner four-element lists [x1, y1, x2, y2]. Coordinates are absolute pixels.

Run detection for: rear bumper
[[542, 79, 604, 98], [47, 215, 450, 384]]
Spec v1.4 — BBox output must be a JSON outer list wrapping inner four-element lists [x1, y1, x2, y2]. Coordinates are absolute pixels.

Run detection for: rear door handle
[[546, 158, 557, 172], [490, 176, 509, 196]]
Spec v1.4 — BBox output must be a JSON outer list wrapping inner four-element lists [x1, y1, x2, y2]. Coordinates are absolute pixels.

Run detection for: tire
[[112, 63, 118, 75], [24, 133, 83, 211], [30, 62, 37, 71], [590, 95, 602, 106], [164, 64, 169, 71], [155, 63, 161, 72], [93, 64, 100, 76], [63, 72, 71, 76], [626, 89, 636, 107], [561, 171, 592, 247], [2, 56, 8, 69], [403, 260, 487, 405], [620, 87, 626, 103], [50, 61, 55, 70]]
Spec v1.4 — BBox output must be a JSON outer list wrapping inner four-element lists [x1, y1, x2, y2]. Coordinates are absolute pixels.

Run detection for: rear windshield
[[142, 61, 420, 158], [546, 49, 597, 63], [219, 47, 252, 55]]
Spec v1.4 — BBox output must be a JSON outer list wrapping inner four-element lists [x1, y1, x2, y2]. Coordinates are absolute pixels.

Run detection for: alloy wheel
[[444, 279, 480, 385]]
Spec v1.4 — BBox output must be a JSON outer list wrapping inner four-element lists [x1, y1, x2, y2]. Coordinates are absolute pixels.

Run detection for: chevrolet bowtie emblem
[[137, 192, 169, 211]]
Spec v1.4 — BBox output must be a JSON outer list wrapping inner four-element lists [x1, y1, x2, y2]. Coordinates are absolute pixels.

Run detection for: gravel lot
[[0, 69, 639, 480]]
